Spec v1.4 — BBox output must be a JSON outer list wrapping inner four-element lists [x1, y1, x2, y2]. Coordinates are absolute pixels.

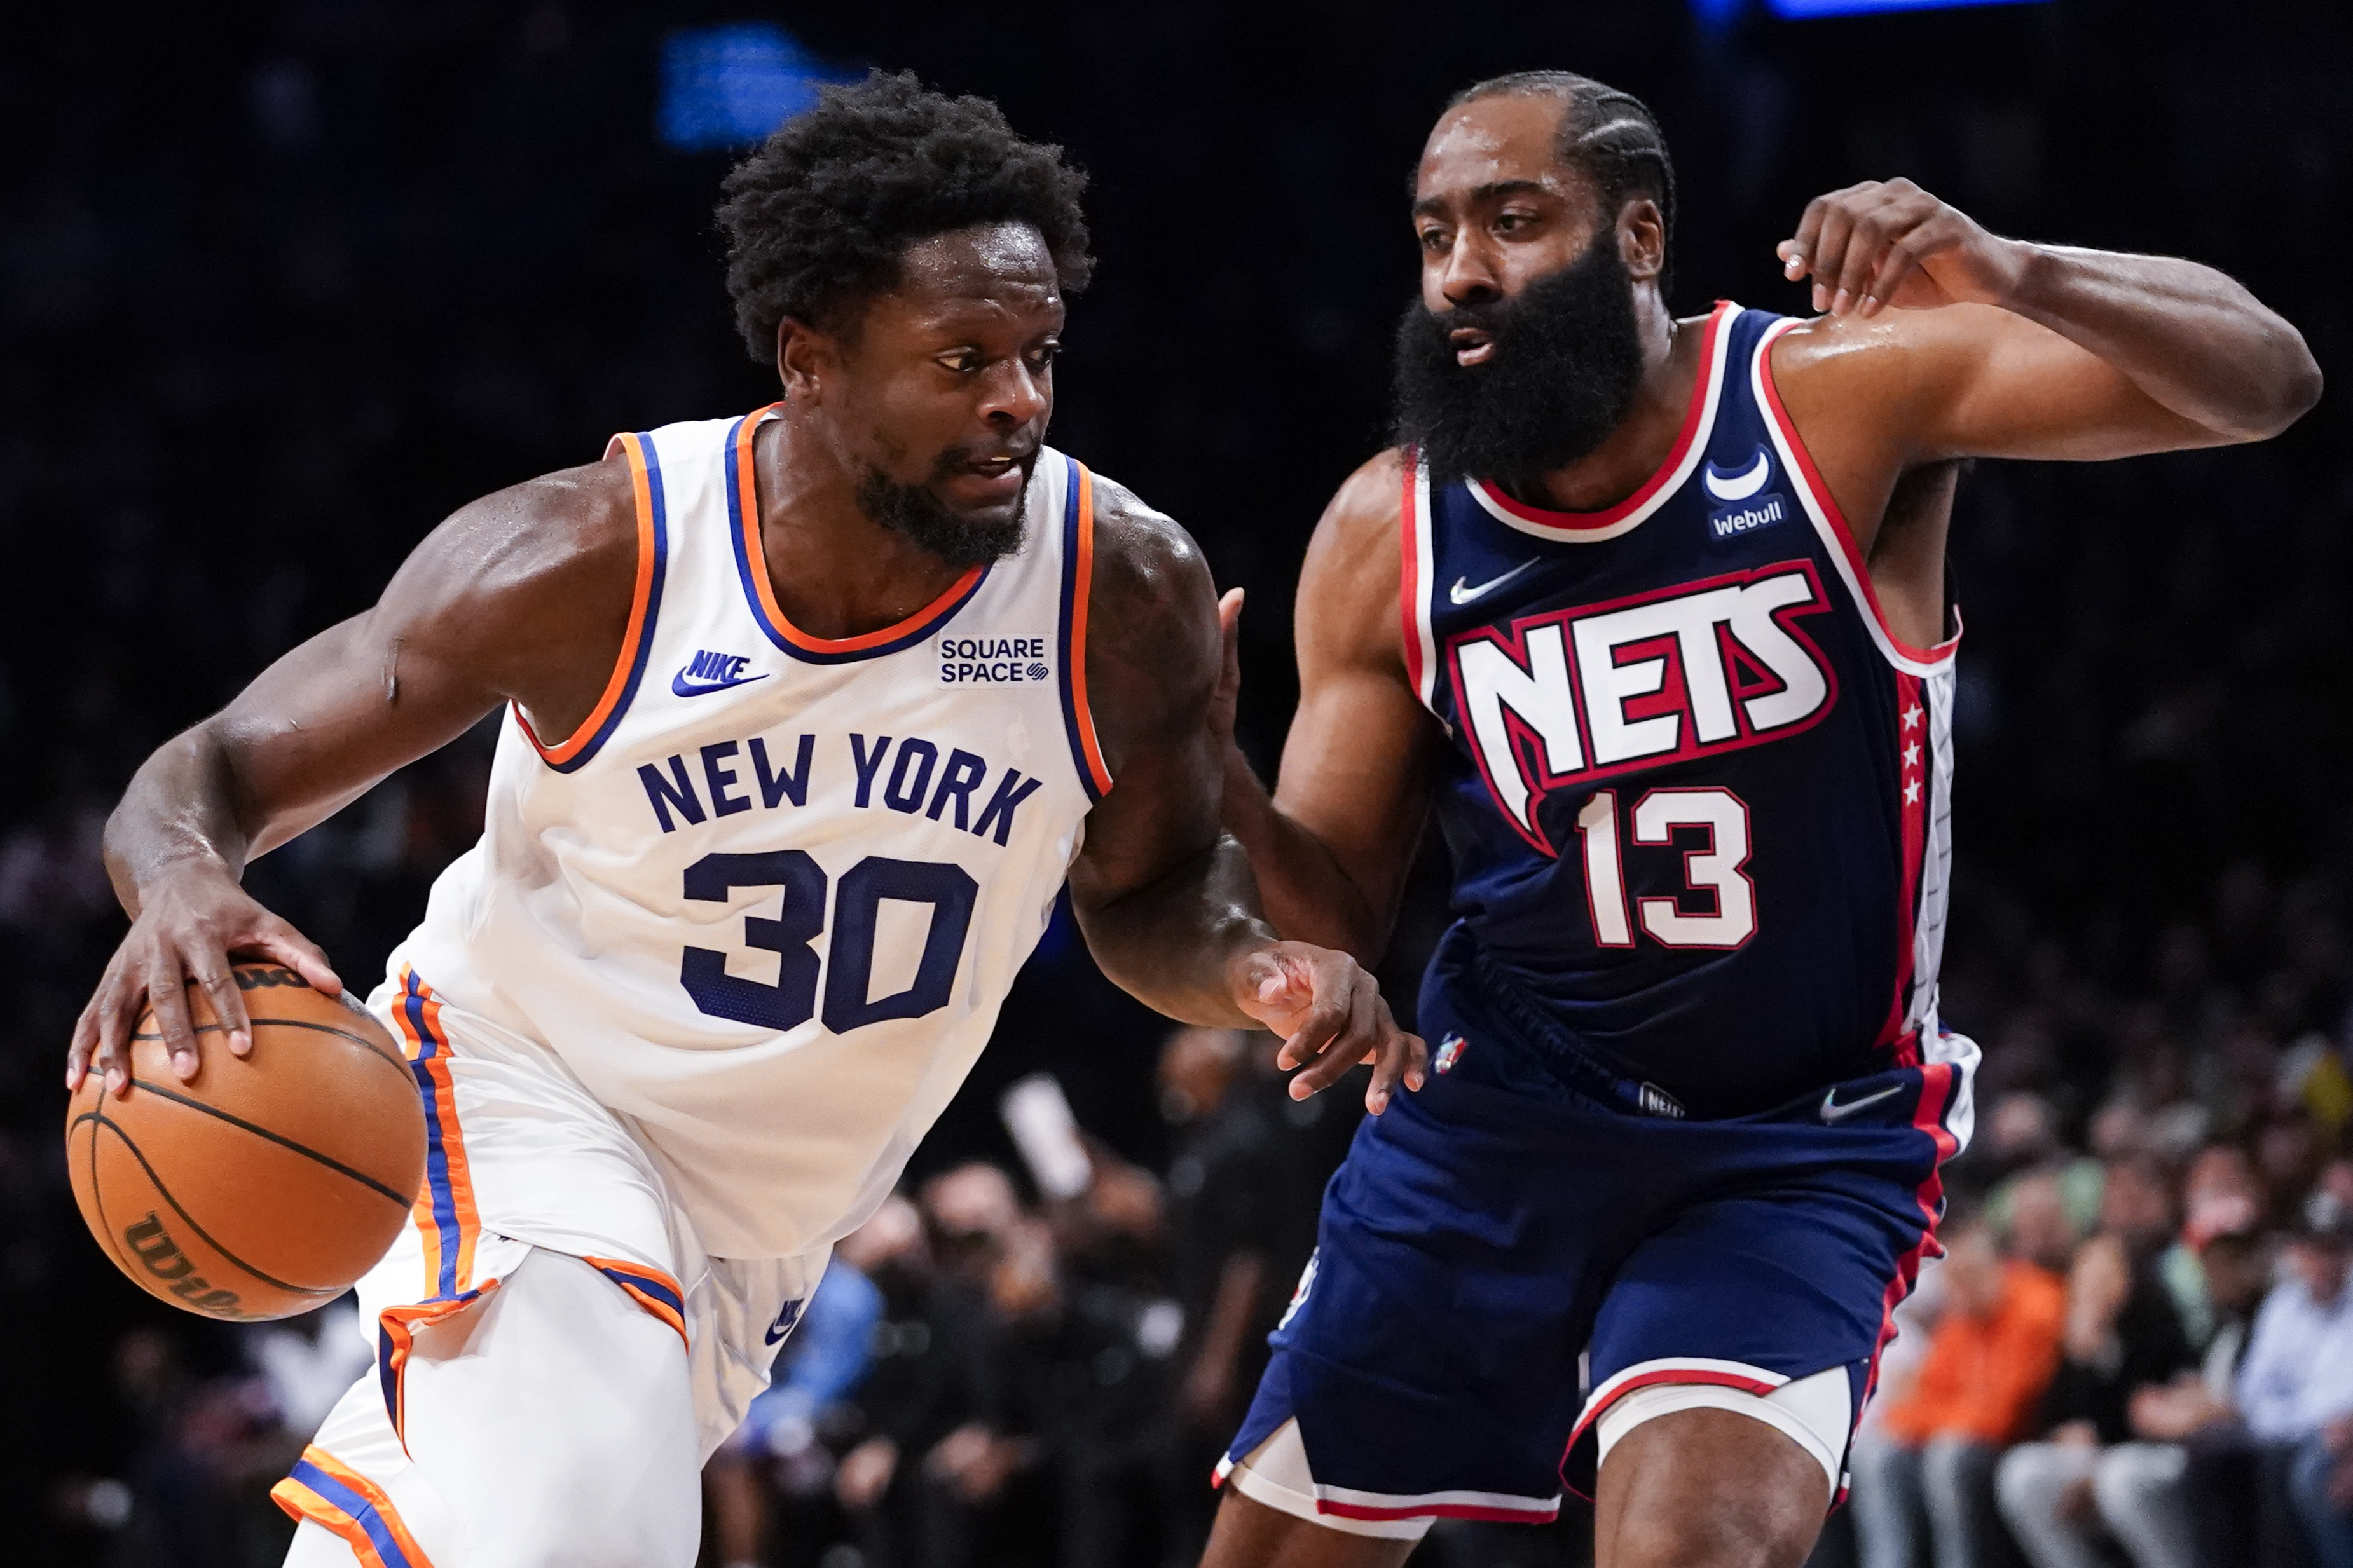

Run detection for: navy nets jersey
[[1403, 301, 1959, 1117]]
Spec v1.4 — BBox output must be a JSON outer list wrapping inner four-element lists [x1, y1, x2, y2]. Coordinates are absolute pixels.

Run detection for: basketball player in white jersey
[[64, 72, 1420, 1567]]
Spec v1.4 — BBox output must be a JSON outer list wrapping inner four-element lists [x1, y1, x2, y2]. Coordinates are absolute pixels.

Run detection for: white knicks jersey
[[392, 406, 1116, 1258]]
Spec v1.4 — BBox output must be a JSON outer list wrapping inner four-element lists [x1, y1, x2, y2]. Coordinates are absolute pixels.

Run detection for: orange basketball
[[65, 962, 425, 1321]]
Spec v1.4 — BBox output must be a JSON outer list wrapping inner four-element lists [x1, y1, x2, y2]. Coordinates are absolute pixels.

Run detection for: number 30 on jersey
[[678, 851, 976, 1033]]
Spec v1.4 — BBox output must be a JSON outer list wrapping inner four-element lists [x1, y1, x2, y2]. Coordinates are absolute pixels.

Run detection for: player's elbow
[[2231, 324, 2324, 441]]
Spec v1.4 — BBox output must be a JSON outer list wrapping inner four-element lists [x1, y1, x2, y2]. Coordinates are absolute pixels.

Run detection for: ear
[[776, 317, 836, 402], [1617, 196, 1666, 285]]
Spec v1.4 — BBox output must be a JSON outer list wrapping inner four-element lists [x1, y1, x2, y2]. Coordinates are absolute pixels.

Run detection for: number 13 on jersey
[[1575, 789, 1756, 951]]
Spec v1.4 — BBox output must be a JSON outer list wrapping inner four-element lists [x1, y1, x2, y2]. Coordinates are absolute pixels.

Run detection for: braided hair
[[1447, 71, 1677, 296]]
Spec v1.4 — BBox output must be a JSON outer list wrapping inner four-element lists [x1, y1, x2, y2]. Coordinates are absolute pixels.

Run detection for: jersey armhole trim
[[1753, 320, 1960, 676], [1399, 453, 1439, 712], [516, 430, 668, 771], [1057, 456, 1115, 801]]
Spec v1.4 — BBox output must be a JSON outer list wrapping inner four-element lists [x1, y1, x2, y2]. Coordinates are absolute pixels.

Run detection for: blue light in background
[[658, 23, 853, 152], [1763, 0, 2045, 15]]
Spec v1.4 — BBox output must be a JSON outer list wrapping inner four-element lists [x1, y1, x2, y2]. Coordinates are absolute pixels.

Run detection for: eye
[[1495, 210, 1538, 235], [935, 349, 982, 374], [1026, 343, 1060, 372], [1417, 226, 1450, 254]]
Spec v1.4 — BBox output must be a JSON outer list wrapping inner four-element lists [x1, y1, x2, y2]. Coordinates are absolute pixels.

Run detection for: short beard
[[854, 449, 1031, 571], [1390, 236, 1647, 493]]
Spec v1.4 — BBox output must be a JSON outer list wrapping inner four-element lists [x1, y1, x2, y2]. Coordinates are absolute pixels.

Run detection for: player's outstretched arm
[[1773, 177, 2321, 469], [1213, 451, 1435, 967], [1067, 479, 1425, 1113], [68, 454, 641, 1098]]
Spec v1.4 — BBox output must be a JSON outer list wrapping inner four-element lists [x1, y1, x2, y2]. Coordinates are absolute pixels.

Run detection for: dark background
[[1, 0, 2345, 1561]]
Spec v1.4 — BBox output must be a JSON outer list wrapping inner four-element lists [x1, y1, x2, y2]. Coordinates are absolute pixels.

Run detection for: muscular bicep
[[203, 458, 638, 856], [1270, 456, 1436, 931]]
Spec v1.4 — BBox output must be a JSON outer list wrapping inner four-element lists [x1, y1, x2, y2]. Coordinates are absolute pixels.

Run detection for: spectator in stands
[[2165, 1189, 2353, 1568], [1994, 1160, 2197, 1568], [1851, 1214, 2068, 1568], [705, 1198, 899, 1568]]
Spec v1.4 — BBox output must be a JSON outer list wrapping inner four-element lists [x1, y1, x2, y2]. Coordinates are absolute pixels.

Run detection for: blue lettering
[[970, 769, 1044, 847], [638, 756, 708, 833], [849, 735, 893, 807], [926, 749, 988, 828], [884, 739, 939, 814], [701, 741, 751, 817], [750, 734, 814, 808]]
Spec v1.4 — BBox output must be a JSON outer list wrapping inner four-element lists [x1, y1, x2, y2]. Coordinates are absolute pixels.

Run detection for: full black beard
[[855, 448, 1031, 570], [1391, 237, 1647, 493]]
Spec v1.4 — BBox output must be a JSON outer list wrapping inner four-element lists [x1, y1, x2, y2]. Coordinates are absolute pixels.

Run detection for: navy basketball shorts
[[1219, 959, 1976, 1531]]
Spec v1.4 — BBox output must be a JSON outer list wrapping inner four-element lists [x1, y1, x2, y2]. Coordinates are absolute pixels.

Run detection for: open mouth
[[1450, 327, 1497, 367], [949, 449, 1032, 504]]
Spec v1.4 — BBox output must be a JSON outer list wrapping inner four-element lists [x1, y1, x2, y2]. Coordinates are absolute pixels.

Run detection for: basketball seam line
[[118, 1074, 416, 1208], [84, 1110, 350, 1300], [133, 1017, 411, 1077]]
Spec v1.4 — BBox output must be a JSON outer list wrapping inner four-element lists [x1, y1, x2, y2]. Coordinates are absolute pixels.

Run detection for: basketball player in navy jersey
[[1204, 72, 2318, 1568], [61, 75, 1417, 1567]]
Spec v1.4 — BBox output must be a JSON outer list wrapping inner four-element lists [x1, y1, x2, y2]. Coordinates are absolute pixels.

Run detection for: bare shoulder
[[1085, 470, 1215, 618], [392, 451, 637, 613], [1294, 449, 1408, 669], [1081, 472, 1220, 747], [1768, 304, 2024, 413]]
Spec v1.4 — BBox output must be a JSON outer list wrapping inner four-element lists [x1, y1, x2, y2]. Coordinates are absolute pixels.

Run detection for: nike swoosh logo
[[1701, 449, 1772, 503], [765, 1300, 803, 1345], [671, 669, 771, 698], [1819, 1084, 1905, 1123], [1448, 560, 1538, 605]]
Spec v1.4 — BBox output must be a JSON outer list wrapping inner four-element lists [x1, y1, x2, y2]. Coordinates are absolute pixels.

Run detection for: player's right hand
[[1234, 939, 1427, 1115], [67, 863, 341, 1099]]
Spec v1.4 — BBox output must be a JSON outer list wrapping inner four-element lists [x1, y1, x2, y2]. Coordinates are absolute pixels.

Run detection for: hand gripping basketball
[[64, 957, 425, 1321], [1233, 941, 1427, 1115], [68, 862, 342, 1098]]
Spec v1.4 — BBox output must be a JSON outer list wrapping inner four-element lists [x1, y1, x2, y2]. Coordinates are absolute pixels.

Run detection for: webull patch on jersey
[[1706, 492, 1792, 544], [935, 634, 1051, 686]]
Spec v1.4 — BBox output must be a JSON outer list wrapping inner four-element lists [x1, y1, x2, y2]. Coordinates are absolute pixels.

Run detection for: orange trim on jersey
[[376, 1280, 500, 1446], [1066, 464, 1114, 797], [729, 406, 986, 653], [516, 430, 662, 765], [391, 968, 479, 1297], [583, 1253, 691, 1349], [272, 1445, 439, 1568]]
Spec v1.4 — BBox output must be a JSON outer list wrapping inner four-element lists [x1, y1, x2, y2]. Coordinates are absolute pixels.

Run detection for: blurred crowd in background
[[1, 0, 2347, 1565]]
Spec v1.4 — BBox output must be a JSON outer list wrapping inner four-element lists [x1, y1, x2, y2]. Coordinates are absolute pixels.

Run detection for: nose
[[979, 359, 1050, 428], [1437, 231, 1502, 310]]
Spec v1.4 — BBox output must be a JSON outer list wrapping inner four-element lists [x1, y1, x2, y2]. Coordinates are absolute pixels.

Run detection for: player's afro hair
[[718, 71, 1094, 360]]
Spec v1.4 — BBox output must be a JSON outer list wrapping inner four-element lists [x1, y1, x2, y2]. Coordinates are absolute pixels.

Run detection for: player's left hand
[[1231, 941, 1425, 1114], [1777, 177, 2031, 320]]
